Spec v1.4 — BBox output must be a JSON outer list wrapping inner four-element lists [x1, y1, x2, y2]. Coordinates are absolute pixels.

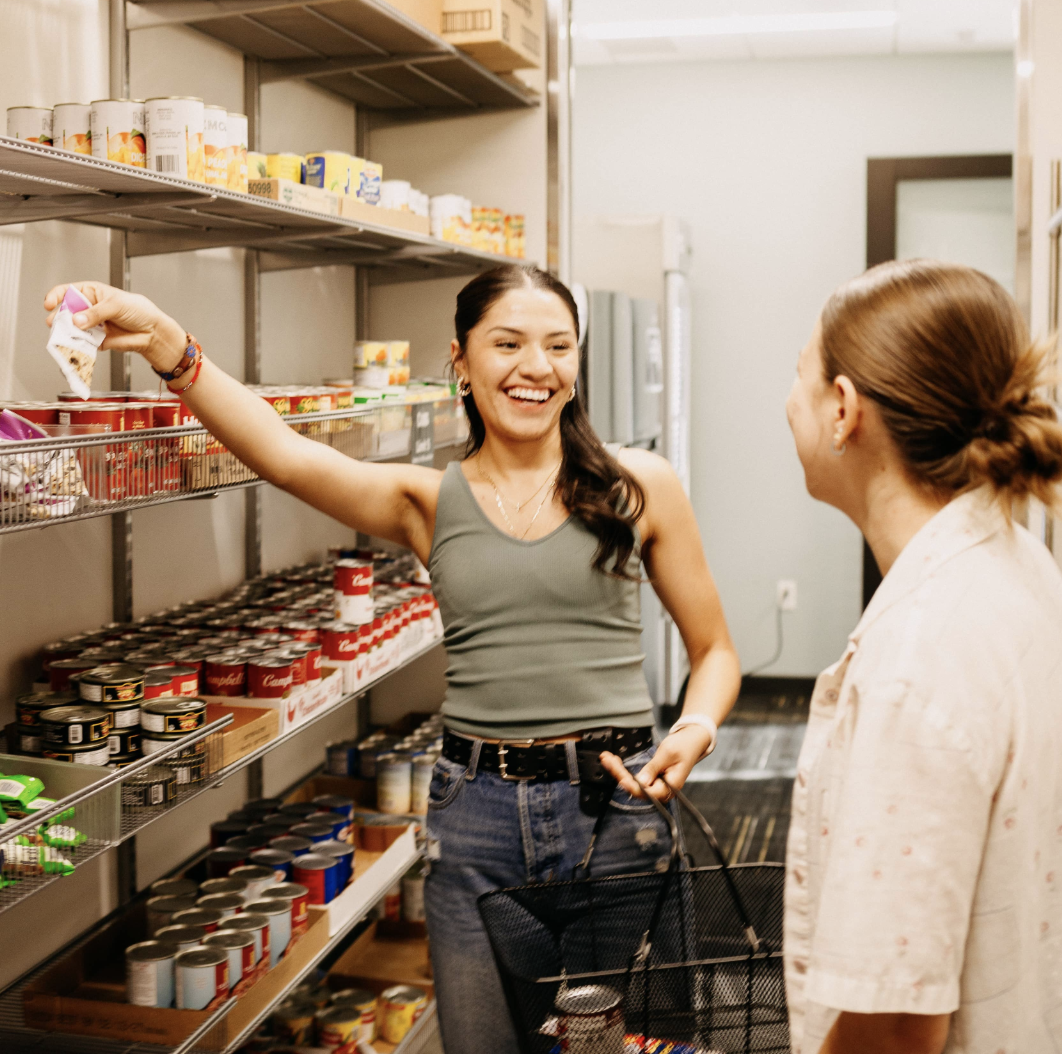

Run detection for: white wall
[[573, 52, 1015, 677]]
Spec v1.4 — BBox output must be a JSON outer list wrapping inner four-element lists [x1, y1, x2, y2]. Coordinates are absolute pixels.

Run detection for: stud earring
[[832, 432, 847, 456], [567, 387, 576, 404], [457, 379, 471, 397]]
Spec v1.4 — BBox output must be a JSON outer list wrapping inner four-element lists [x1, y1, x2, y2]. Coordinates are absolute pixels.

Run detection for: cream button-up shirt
[[784, 489, 1062, 1054]]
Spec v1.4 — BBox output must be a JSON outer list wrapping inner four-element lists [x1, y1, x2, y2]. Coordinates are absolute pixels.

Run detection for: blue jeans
[[424, 744, 676, 1054]]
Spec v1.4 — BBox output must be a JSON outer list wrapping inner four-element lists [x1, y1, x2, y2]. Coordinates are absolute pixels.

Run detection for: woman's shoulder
[[615, 446, 675, 488]]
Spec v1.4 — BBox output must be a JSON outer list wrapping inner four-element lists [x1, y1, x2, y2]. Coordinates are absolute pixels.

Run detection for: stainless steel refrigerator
[[573, 215, 693, 706]]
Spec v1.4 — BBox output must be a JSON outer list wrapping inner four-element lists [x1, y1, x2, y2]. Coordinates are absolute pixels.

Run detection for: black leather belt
[[442, 726, 653, 783]]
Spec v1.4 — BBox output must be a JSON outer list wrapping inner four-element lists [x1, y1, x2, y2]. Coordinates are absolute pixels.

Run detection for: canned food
[[143, 668, 175, 699], [7, 106, 52, 144], [172, 907, 224, 933], [333, 560, 373, 625], [292, 853, 341, 905], [329, 987, 376, 1043], [266, 153, 305, 182], [125, 940, 178, 1008], [554, 984, 624, 1053], [314, 840, 354, 888], [378, 985, 428, 1044], [384, 880, 402, 922], [226, 111, 248, 192], [228, 864, 279, 902], [202, 104, 228, 187], [402, 861, 427, 922], [249, 847, 295, 881], [322, 622, 360, 664], [52, 102, 91, 154], [244, 797, 283, 816], [156, 923, 208, 952], [247, 149, 267, 178], [151, 877, 197, 898], [42, 742, 110, 766], [147, 894, 197, 936], [141, 735, 207, 784], [104, 698, 143, 729], [325, 739, 358, 777], [244, 897, 292, 965], [16, 726, 42, 755], [260, 812, 298, 830], [282, 620, 320, 642], [168, 666, 202, 698], [411, 754, 434, 814], [141, 697, 206, 733], [78, 664, 145, 704], [121, 767, 177, 809], [90, 99, 145, 166], [47, 657, 98, 692], [196, 892, 244, 918], [316, 1005, 363, 1050], [204, 654, 246, 696], [210, 819, 249, 848], [174, 946, 229, 1010], [259, 881, 310, 937], [246, 823, 290, 845], [274, 998, 317, 1044], [107, 725, 140, 756], [376, 752, 412, 815], [145, 97, 205, 180], [16, 691, 76, 726], [305, 151, 353, 194], [293, 981, 334, 1007], [199, 876, 249, 899], [247, 655, 294, 698], [217, 912, 270, 970], [279, 648, 307, 689], [206, 846, 247, 878], [201, 929, 255, 995], [40, 705, 111, 746]]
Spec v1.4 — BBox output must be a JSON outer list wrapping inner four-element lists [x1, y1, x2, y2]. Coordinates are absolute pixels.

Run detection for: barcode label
[[155, 154, 180, 173], [442, 9, 491, 33]]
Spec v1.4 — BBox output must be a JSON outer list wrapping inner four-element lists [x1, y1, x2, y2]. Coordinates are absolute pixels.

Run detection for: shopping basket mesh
[[478, 792, 789, 1053]]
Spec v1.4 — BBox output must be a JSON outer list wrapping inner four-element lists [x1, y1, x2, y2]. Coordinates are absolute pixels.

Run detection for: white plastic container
[[203, 104, 229, 187], [145, 96, 204, 180], [380, 180, 411, 211], [6, 106, 52, 144], [52, 103, 91, 154], [90, 99, 145, 167], [227, 111, 248, 192]]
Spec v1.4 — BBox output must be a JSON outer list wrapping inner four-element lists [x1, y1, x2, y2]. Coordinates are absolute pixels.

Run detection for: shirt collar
[[850, 487, 1007, 644]]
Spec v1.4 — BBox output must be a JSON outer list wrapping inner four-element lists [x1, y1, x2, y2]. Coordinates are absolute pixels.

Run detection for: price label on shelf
[[411, 404, 434, 467]]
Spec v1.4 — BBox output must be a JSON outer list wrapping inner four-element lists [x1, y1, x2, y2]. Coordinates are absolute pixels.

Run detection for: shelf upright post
[[546, 0, 572, 283], [355, 107, 370, 342]]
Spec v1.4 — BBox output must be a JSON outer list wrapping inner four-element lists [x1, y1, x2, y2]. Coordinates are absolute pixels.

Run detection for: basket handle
[[650, 780, 763, 953]]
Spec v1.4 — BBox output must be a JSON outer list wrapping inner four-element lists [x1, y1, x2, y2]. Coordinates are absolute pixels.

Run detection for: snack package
[[0, 409, 87, 522], [0, 775, 46, 809], [1, 841, 74, 876], [46, 286, 105, 399], [24, 796, 75, 823], [40, 824, 85, 849]]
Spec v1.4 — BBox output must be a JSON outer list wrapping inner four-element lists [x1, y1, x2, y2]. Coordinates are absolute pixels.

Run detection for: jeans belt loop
[[564, 739, 580, 785], [465, 738, 483, 781]]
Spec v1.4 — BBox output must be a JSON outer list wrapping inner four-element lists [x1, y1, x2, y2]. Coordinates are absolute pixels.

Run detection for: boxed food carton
[[442, 0, 544, 71]]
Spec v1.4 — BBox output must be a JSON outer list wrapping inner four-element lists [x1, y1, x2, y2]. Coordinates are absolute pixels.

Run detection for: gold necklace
[[479, 462, 561, 539], [477, 457, 560, 512]]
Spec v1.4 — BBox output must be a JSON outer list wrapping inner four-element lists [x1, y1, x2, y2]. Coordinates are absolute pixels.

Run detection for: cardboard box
[[388, 0, 443, 34], [23, 902, 330, 1048], [340, 195, 430, 236], [217, 666, 345, 735], [204, 703, 279, 769], [442, 0, 544, 71], [248, 177, 341, 217], [328, 920, 434, 1000]]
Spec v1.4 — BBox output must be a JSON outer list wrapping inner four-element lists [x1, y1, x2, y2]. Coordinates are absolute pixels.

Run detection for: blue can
[[325, 740, 358, 777], [312, 794, 354, 843], [249, 847, 294, 881], [290, 821, 335, 845], [292, 852, 342, 904], [268, 835, 313, 857], [308, 810, 347, 843], [315, 839, 354, 888]]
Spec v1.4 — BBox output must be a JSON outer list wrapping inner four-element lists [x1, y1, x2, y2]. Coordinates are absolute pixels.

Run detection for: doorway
[[861, 153, 1014, 606]]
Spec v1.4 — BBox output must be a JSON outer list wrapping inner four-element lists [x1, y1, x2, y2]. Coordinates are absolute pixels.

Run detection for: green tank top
[[428, 461, 655, 738]]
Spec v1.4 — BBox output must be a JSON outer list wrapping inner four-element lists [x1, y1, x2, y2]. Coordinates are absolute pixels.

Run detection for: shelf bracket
[[260, 52, 450, 83]]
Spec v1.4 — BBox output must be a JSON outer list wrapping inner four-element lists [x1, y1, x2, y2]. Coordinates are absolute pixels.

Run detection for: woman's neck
[[476, 432, 563, 476], [855, 468, 948, 578]]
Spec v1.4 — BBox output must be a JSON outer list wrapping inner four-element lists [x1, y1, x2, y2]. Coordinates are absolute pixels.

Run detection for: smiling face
[[451, 284, 580, 445]]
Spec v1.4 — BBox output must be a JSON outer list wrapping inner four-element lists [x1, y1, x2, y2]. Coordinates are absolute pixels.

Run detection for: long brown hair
[[821, 259, 1062, 513], [453, 265, 645, 577]]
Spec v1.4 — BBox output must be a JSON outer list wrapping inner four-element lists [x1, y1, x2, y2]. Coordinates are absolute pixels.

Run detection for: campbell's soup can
[[174, 947, 228, 1011], [247, 655, 294, 698], [7, 106, 52, 144], [285, 641, 322, 682], [322, 621, 359, 663], [52, 103, 91, 154], [144, 668, 176, 699], [89, 99, 145, 166], [226, 111, 248, 192], [277, 649, 306, 688], [205, 654, 246, 696], [145, 97, 204, 180], [203, 104, 229, 187], [282, 620, 319, 643]]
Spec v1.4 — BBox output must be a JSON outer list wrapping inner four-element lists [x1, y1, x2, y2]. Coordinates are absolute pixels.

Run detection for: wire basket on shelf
[[477, 787, 788, 1054]]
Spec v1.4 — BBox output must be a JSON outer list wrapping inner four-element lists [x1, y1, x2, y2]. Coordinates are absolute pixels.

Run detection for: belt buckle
[[497, 739, 535, 780]]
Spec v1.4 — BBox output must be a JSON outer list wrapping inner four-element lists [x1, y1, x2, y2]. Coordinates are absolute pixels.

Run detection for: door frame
[[861, 153, 1014, 606]]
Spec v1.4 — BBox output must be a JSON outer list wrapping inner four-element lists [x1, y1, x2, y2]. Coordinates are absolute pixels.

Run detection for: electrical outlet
[[776, 579, 797, 611]]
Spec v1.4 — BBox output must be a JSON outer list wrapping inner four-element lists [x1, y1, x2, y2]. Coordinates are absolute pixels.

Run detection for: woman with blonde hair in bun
[[784, 259, 1062, 1054]]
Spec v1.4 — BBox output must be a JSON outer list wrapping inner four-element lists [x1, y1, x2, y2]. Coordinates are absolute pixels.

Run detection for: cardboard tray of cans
[[22, 900, 331, 1048], [215, 665, 346, 737], [205, 704, 279, 770]]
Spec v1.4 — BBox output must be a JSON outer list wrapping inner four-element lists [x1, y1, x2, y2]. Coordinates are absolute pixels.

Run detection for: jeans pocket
[[609, 745, 659, 814], [427, 757, 466, 811]]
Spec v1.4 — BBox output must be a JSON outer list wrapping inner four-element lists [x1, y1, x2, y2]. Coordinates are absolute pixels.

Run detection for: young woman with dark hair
[[783, 259, 1062, 1054], [43, 265, 741, 1052]]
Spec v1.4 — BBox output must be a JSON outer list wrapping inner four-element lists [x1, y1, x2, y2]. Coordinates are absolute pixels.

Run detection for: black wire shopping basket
[[477, 784, 788, 1053]]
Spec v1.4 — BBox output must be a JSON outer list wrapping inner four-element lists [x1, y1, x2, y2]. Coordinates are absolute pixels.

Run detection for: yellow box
[[247, 150, 268, 178], [355, 341, 390, 369], [388, 340, 410, 367], [306, 151, 354, 195], [442, 0, 544, 71], [266, 152, 305, 183]]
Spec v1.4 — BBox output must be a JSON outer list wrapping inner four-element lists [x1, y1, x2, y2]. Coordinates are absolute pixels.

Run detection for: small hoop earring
[[832, 439, 847, 456], [567, 387, 576, 404], [457, 379, 471, 397]]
